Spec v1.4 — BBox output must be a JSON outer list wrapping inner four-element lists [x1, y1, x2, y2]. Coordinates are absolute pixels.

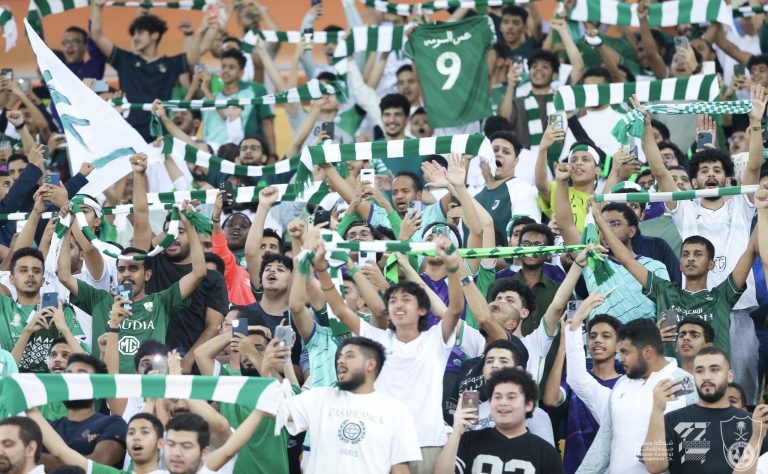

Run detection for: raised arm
[[288, 253, 315, 343], [245, 187, 278, 289], [57, 228, 78, 296], [553, 164, 581, 246], [90, 0, 114, 58], [542, 317, 567, 407], [731, 230, 758, 290], [177, 207, 206, 300], [592, 204, 650, 289], [498, 62, 522, 121], [641, 379, 676, 473], [540, 245, 596, 336], [550, 18, 584, 84], [637, 0, 667, 79], [205, 408, 264, 472], [742, 85, 767, 188], [536, 124, 565, 204], [758, 188, 768, 283], [27, 408, 88, 470], [309, 236, 360, 335], [438, 239, 465, 343], [193, 332, 231, 376], [130, 153, 153, 251]]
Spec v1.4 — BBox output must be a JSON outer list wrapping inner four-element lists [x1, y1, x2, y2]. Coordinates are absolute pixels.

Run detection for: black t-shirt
[[248, 303, 301, 366], [108, 48, 187, 141], [457, 429, 564, 474], [665, 404, 763, 473], [49, 413, 127, 468], [145, 254, 229, 351]]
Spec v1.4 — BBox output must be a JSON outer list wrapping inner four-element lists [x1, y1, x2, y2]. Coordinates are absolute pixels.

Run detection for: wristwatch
[[460, 275, 474, 287]]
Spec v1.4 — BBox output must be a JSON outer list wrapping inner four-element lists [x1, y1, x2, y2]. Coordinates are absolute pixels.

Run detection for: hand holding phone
[[696, 131, 714, 150], [672, 376, 695, 397], [275, 325, 294, 348], [360, 168, 375, 187], [117, 282, 133, 311], [232, 317, 249, 337]]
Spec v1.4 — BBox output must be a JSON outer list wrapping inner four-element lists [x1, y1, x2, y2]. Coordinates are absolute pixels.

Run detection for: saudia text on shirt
[[423, 31, 472, 49], [120, 319, 156, 331]]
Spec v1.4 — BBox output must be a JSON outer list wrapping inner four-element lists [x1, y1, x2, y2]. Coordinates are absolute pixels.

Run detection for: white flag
[[24, 19, 148, 197]]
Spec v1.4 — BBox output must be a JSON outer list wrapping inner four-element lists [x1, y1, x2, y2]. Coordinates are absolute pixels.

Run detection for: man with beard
[[60, 26, 106, 80], [0, 417, 44, 474], [258, 337, 421, 473], [38, 337, 83, 421], [639, 89, 766, 404], [395, 65, 422, 111], [58, 208, 207, 374], [594, 203, 756, 366], [41, 354, 127, 470], [642, 347, 765, 472], [577, 319, 697, 473], [132, 157, 229, 373]]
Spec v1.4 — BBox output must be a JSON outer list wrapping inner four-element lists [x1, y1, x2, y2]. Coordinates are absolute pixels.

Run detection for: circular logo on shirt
[[337, 419, 366, 445], [118, 336, 140, 355]]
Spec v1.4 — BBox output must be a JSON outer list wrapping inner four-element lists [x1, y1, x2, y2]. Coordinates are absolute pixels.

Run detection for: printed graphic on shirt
[[337, 419, 366, 445], [673, 421, 710, 462], [720, 415, 758, 470]]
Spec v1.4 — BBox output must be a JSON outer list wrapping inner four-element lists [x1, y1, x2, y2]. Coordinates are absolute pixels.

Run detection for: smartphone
[[510, 55, 525, 68], [147, 355, 168, 374], [566, 300, 583, 320], [232, 317, 249, 337], [602, 285, 619, 299], [549, 114, 563, 131], [659, 308, 678, 331], [360, 168, 375, 186], [40, 145, 49, 162], [672, 376, 695, 397], [696, 131, 714, 150], [734, 64, 746, 77], [194, 64, 206, 73], [321, 121, 335, 140], [313, 208, 331, 227], [302, 27, 314, 42], [45, 172, 60, 186], [92, 79, 109, 93], [274, 325, 294, 348], [218, 181, 233, 207], [407, 200, 422, 217], [41, 292, 58, 309], [358, 250, 376, 267], [117, 282, 133, 311], [0, 68, 11, 80], [311, 0, 322, 5], [17, 79, 30, 93], [674, 36, 689, 51], [622, 144, 639, 163], [461, 390, 480, 411]]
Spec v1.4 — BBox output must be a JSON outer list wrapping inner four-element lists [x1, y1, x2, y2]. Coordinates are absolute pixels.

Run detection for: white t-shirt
[[285, 387, 422, 474], [359, 319, 455, 447], [669, 195, 757, 310]]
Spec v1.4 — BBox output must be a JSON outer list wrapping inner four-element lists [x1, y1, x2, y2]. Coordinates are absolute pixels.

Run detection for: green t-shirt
[[404, 16, 496, 128], [644, 272, 744, 357], [87, 460, 131, 474], [0, 294, 85, 372], [71, 280, 187, 373], [217, 365, 290, 474], [489, 84, 506, 116]]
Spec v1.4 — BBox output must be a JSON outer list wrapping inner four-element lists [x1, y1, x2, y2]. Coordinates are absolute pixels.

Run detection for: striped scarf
[[554, 74, 719, 112], [111, 79, 345, 111], [0, 6, 16, 52], [581, 211, 614, 285], [241, 29, 342, 53], [612, 100, 753, 144], [595, 185, 759, 203], [362, 0, 527, 15], [566, 0, 733, 27], [0, 373, 275, 415], [524, 93, 555, 147], [244, 25, 406, 58], [733, 4, 768, 18]]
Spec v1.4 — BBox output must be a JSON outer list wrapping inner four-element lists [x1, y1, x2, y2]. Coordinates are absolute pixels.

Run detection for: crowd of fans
[[4, 0, 768, 472]]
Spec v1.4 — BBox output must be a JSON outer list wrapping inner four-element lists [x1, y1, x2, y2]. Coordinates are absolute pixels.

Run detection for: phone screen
[[118, 283, 133, 311]]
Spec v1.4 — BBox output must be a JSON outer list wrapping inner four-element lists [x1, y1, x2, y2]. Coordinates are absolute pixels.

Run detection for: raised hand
[[540, 123, 565, 151], [422, 160, 450, 189], [445, 152, 467, 188], [749, 83, 767, 123], [258, 186, 279, 207], [554, 163, 571, 182], [130, 153, 148, 174], [629, 94, 651, 125]]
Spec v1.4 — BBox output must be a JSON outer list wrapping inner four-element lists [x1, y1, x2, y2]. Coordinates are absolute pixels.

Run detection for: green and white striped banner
[[27, 0, 212, 32], [331, 25, 407, 59], [0, 373, 274, 415], [0, 6, 16, 52], [733, 4, 768, 17], [612, 100, 752, 145], [328, 240, 588, 258], [110, 80, 345, 111], [554, 74, 719, 112], [362, 0, 529, 15], [595, 185, 759, 203], [566, 0, 733, 27], [162, 135, 298, 177], [241, 29, 342, 53]]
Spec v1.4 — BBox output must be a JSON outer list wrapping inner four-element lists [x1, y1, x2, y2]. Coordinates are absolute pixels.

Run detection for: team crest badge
[[143, 302, 154, 312], [721, 414, 759, 469]]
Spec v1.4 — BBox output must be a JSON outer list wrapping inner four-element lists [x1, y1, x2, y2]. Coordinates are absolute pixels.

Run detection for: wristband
[[105, 324, 120, 333], [460, 275, 474, 286], [575, 260, 586, 268], [211, 218, 221, 223], [447, 264, 460, 273], [751, 125, 762, 132], [321, 285, 335, 291], [13, 122, 25, 130], [183, 31, 194, 37], [347, 266, 361, 278]]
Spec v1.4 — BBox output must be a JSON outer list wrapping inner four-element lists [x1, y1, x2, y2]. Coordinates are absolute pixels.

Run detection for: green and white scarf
[[612, 100, 752, 144], [525, 93, 555, 147], [581, 211, 614, 285], [0, 373, 275, 415], [362, 0, 528, 15], [566, 0, 733, 27], [733, 5, 768, 18], [595, 185, 759, 203], [0, 6, 16, 52], [554, 74, 719, 112], [112, 79, 345, 111], [241, 29, 342, 53]]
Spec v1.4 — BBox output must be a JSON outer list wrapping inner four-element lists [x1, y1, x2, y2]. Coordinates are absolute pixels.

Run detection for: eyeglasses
[[521, 240, 546, 247], [606, 219, 626, 228], [661, 152, 676, 162], [347, 230, 373, 240]]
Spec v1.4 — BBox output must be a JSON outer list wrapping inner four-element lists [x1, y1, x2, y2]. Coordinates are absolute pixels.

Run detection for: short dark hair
[[259, 253, 293, 280], [694, 345, 730, 366], [229, 305, 266, 327], [316, 71, 337, 83], [487, 278, 536, 312], [518, 223, 555, 246], [527, 49, 560, 73], [393, 171, 423, 193], [668, 165, 690, 176], [65, 26, 88, 41], [11, 247, 44, 274], [166, 413, 210, 449], [218, 143, 240, 162], [336, 336, 387, 377], [748, 54, 768, 71], [616, 64, 636, 82], [422, 154, 448, 169], [582, 67, 611, 83], [49, 337, 70, 353], [618, 318, 664, 355], [727, 382, 747, 407], [343, 221, 373, 239], [483, 339, 524, 367], [677, 316, 715, 343], [485, 368, 537, 419], [379, 93, 410, 116], [411, 107, 427, 117], [657, 140, 688, 168], [650, 119, 670, 141], [501, 5, 529, 23], [7, 154, 29, 166], [129, 413, 164, 439], [396, 64, 414, 77], [204, 252, 225, 274], [67, 353, 108, 374], [681, 235, 715, 261], [0, 417, 43, 462], [489, 130, 522, 156], [602, 202, 639, 229], [587, 314, 622, 335], [128, 14, 168, 43], [262, 228, 283, 249], [483, 115, 513, 137], [221, 49, 246, 70], [383, 281, 430, 331], [134, 339, 170, 371], [688, 148, 734, 179]]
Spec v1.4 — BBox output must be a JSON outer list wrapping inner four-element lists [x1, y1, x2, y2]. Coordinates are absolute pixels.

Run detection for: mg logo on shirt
[[118, 336, 141, 355]]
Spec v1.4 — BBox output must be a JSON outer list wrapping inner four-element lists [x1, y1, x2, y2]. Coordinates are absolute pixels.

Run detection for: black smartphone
[[219, 181, 234, 207], [313, 208, 331, 227], [232, 317, 249, 337], [696, 131, 714, 150], [0, 68, 11, 80], [734, 64, 746, 77], [117, 282, 133, 311], [321, 121, 335, 140]]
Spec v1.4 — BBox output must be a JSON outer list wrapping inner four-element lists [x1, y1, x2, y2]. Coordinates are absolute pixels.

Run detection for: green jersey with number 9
[[404, 16, 496, 129]]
